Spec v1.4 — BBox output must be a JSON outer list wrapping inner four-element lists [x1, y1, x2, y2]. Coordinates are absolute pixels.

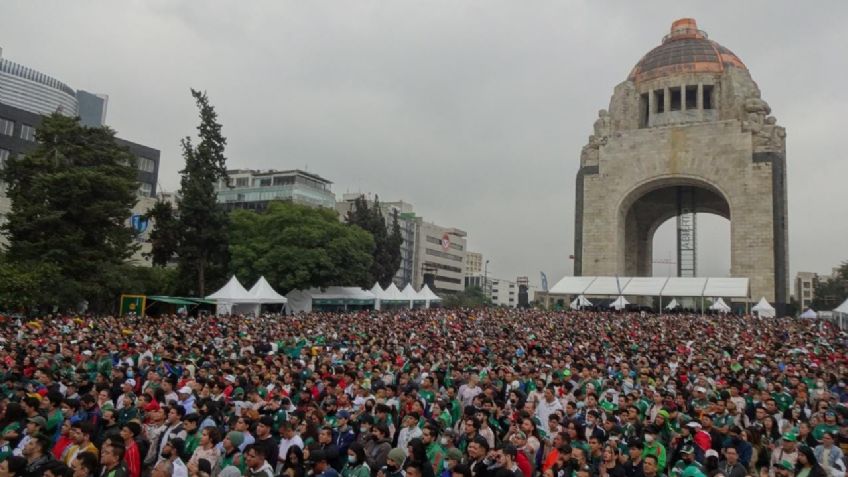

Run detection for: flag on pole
[[540, 272, 549, 292]]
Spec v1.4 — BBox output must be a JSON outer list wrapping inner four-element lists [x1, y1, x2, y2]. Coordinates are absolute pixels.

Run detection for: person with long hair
[[343, 442, 371, 477], [406, 438, 436, 477], [796, 446, 827, 477], [281, 445, 306, 477]]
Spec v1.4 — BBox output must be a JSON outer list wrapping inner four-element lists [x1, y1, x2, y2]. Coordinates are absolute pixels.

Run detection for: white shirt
[[172, 457, 189, 477], [279, 434, 304, 462], [397, 426, 423, 454], [535, 398, 563, 434]]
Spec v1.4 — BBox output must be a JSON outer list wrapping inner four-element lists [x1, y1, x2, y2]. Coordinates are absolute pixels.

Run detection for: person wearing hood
[[378, 448, 407, 477]]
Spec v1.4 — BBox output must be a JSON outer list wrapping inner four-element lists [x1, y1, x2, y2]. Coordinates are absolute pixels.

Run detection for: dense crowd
[[0, 309, 846, 477]]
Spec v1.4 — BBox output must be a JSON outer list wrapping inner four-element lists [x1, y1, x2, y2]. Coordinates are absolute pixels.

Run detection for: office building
[[76, 90, 108, 127], [465, 251, 483, 276], [414, 221, 467, 293], [216, 169, 335, 211], [795, 272, 818, 311], [0, 48, 160, 233]]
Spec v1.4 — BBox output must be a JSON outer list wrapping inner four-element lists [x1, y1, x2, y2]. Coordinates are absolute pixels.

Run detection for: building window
[[20, 124, 36, 142], [703, 85, 714, 110], [803, 282, 810, 288], [137, 157, 155, 173], [654, 89, 665, 113], [138, 182, 153, 197], [669, 87, 682, 111], [235, 177, 249, 187], [273, 176, 294, 186], [0, 117, 13, 136], [0, 148, 10, 169], [258, 178, 272, 187]]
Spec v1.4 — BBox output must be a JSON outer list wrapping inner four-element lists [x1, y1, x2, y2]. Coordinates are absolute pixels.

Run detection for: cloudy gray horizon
[[3, 1, 846, 292]]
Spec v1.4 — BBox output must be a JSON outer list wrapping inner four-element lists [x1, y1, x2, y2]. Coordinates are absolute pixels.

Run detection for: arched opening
[[651, 214, 731, 277], [619, 179, 731, 277]]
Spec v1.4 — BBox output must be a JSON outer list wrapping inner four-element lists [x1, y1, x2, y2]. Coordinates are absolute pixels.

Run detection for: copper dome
[[628, 19, 746, 83]]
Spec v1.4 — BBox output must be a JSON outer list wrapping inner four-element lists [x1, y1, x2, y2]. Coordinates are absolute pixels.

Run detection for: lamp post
[[484, 260, 490, 299]]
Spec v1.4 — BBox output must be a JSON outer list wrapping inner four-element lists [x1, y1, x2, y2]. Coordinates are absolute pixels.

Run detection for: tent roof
[[703, 278, 750, 298], [383, 283, 407, 301], [370, 283, 386, 299], [206, 276, 253, 301], [286, 287, 376, 302], [401, 284, 422, 301], [800, 308, 817, 319], [418, 285, 442, 301], [248, 276, 287, 303], [148, 296, 197, 306], [547, 276, 748, 298], [584, 277, 631, 295], [835, 298, 848, 314], [623, 277, 669, 296], [752, 297, 775, 311]]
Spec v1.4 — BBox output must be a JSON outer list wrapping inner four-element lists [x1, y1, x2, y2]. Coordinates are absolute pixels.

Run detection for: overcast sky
[[2, 1, 846, 290]]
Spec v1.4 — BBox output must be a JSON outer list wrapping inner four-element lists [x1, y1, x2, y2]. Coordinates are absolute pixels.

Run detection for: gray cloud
[[2, 1, 846, 289]]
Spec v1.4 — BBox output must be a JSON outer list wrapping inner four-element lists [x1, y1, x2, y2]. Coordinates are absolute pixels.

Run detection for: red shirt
[[124, 440, 141, 477], [52, 435, 72, 460]]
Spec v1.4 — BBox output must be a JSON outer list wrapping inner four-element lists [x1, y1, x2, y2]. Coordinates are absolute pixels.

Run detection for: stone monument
[[573, 18, 788, 309]]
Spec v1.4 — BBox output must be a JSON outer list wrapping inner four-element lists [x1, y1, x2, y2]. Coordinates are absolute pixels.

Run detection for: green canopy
[[147, 296, 198, 306], [179, 297, 216, 305]]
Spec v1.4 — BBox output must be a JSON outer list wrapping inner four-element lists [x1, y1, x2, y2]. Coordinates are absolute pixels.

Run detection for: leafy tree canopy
[[229, 201, 374, 292]]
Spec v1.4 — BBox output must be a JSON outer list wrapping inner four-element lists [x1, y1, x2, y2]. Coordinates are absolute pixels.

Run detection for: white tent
[[664, 298, 680, 310], [382, 283, 408, 305], [752, 297, 776, 318], [609, 296, 630, 311], [835, 298, 848, 316], [207, 276, 256, 315], [570, 295, 593, 310], [401, 283, 422, 309], [286, 287, 377, 314], [709, 297, 731, 313], [834, 298, 848, 329], [417, 285, 442, 308], [370, 283, 386, 310], [248, 277, 288, 303], [800, 308, 817, 319]]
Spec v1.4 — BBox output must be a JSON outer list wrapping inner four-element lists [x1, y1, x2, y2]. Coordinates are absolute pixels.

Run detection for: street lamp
[[484, 260, 490, 298]]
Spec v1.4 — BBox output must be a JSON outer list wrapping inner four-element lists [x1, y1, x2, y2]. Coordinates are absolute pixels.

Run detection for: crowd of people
[[0, 309, 846, 477]]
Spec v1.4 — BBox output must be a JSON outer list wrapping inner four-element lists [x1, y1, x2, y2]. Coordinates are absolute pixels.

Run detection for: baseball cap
[[680, 444, 695, 454], [178, 386, 193, 395], [28, 416, 47, 428], [124, 379, 136, 387], [705, 449, 719, 458], [337, 410, 351, 419]]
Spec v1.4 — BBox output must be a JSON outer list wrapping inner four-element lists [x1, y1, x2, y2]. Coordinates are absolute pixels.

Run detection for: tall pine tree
[[142, 199, 179, 267], [177, 89, 229, 296], [345, 195, 403, 287], [0, 113, 138, 308]]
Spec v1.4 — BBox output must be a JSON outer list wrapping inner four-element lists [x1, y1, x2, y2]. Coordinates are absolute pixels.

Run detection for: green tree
[[0, 113, 139, 309], [143, 199, 180, 267], [812, 261, 848, 310], [176, 89, 229, 296], [345, 195, 403, 287], [442, 286, 491, 309], [229, 201, 374, 291]]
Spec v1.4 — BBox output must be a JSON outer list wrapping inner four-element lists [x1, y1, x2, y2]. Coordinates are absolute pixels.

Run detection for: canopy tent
[[833, 298, 848, 329], [549, 276, 749, 298], [570, 295, 593, 310], [247, 277, 287, 304], [664, 298, 680, 310], [381, 283, 409, 307], [286, 287, 376, 314], [709, 297, 732, 313], [417, 285, 442, 307], [800, 308, 817, 319], [752, 297, 776, 318], [609, 296, 630, 311], [147, 296, 198, 306], [206, 276, 257, 315], [401, 284, 425, 309], [370, 283, 386, 310]]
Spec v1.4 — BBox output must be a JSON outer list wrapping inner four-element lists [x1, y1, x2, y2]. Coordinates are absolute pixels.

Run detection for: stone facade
[[574, 19, 788, 309]]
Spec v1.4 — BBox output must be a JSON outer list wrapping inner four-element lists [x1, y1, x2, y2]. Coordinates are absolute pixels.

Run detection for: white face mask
[[645, 434, 655, 443]]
